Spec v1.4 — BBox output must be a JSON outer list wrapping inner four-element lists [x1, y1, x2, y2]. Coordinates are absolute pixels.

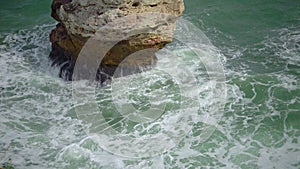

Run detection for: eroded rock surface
[[50, 0, 184, 82]]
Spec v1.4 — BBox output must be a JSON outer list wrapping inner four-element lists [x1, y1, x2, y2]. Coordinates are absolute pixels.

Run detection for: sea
[[0, 0, 299, 168]]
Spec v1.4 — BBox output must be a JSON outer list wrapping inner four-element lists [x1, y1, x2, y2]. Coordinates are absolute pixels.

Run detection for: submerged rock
[[50, 0, 184, 82], [0, 158, 14, 169]]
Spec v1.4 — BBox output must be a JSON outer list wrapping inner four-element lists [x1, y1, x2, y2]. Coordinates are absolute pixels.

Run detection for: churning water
[[0, 0, 299, 168]]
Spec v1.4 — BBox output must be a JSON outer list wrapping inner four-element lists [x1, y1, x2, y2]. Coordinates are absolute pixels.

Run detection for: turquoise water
[[0, 0, 299, 168]]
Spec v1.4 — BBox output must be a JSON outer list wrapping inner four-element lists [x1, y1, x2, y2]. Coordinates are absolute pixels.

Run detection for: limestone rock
[[50, 0, 185, 82]]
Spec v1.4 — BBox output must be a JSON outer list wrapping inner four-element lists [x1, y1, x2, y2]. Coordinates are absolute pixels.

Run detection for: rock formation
[[50, 0, 184, 82]]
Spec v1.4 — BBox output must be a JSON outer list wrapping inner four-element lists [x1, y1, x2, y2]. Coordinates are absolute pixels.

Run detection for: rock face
[[50, 0, 185, 82]]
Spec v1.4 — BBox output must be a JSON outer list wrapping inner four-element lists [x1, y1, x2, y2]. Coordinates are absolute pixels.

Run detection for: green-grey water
[[0, 0, 299, 168]]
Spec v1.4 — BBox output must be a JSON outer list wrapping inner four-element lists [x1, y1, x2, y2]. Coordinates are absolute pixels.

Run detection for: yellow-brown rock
[[49, 0, 185, 82]]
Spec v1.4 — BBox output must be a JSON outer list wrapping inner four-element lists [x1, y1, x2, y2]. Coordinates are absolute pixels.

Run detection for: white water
[[0, 23, 299, 169]]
